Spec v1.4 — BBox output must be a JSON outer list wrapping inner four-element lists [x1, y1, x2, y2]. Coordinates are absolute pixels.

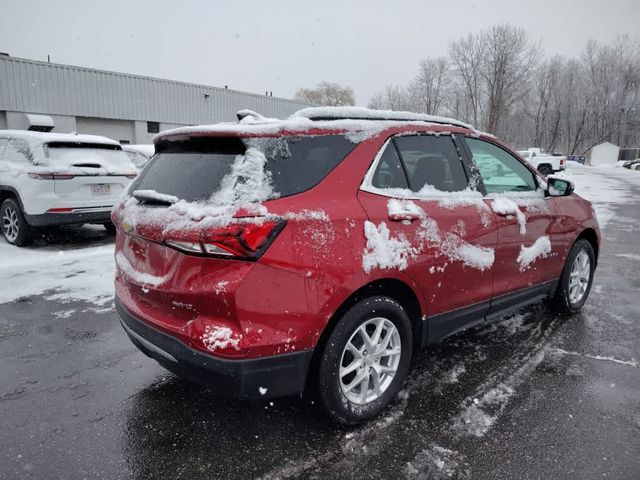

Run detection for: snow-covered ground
[[1, 163, 639, 314]]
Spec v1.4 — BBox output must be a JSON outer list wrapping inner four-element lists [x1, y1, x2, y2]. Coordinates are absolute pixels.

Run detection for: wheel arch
[[576, 228, 599, 265], [304, 278, 423, 392]]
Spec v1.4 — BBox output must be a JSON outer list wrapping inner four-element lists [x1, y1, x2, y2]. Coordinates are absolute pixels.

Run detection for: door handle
[[389, 212, 419, 222]]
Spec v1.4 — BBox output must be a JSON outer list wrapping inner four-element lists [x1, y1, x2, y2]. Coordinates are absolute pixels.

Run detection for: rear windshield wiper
[[132, 190, 179, 206]]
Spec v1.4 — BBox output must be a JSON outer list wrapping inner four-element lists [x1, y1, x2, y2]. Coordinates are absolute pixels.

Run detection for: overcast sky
[[1, 0, 638, 105]]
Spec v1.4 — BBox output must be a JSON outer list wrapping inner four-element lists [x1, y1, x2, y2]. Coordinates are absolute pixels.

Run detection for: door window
[[465, 138, 536, 194], [2, 140, 32, 163], [371, 141, 409, 189], [393, 135, 468, 192]]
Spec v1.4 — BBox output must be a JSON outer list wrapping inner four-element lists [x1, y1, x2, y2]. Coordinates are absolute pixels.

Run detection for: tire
[[317, 296, 413, 425], [103, 222, 117, 234], [547, 239, 595, 315], [538, 164, 553, 176], [1, 198, 34, 246]]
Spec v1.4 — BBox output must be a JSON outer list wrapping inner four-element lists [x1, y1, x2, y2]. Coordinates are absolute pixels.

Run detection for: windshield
[[131, 135, 355, 203]]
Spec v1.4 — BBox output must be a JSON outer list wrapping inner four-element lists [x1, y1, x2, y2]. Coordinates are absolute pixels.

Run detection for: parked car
[[122, 144, 154, 170], [622, 158, 640, 170], [113, 107, 600, 424], [517, 149, 566, 175], [0, 130, 137, 245]]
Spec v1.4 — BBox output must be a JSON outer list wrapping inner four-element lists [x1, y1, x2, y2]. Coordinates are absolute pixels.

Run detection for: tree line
[[364, 25, 640, 154]]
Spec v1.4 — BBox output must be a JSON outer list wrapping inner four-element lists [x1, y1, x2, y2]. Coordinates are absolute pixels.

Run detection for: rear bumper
[[25, 208, 112, 227], [115, 297, 314, 399]]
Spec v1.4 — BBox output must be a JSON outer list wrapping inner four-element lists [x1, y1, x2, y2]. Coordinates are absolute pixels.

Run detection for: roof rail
[[290, 106, 474, 130]]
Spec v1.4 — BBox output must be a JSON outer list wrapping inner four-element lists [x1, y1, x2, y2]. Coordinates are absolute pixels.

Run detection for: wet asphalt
[[1, 186, 640, 480]]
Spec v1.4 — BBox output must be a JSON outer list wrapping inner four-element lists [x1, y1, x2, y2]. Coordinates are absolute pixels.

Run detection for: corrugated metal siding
[[0, 56, 312, 124]]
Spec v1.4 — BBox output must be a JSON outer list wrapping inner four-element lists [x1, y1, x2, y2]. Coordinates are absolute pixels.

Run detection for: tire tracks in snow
[[258, 310, 564, 479]]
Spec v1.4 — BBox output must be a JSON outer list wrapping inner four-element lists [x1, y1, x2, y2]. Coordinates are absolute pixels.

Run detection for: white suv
[[0, 130, 137, 246]]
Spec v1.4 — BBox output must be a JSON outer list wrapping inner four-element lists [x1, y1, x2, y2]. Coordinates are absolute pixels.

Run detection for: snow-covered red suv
[[113, 107, 600, 424], [0, 130, 137, 245]]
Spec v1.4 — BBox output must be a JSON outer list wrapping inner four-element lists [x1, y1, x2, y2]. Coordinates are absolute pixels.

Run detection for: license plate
[[91, 184, 110, 196]]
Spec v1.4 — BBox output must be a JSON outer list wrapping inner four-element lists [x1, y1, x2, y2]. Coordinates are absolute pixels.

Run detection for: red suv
[[113, 107, 600, 424]]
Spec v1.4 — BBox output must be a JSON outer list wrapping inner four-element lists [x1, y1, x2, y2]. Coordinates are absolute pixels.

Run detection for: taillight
[[164, 219, 285, 259], [28, 173, 75, 180]]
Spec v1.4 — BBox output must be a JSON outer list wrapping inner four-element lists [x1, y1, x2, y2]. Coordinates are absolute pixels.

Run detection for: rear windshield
[[131, 135, 355, 203], [45, 142, 130, 165]]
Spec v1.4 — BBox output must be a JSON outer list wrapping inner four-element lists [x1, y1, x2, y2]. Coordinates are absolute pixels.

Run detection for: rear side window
[[393, 135, 469, 192], [134, 135, 355, 203], [2, 139, 32, 163], [372, 142, 409, 189]]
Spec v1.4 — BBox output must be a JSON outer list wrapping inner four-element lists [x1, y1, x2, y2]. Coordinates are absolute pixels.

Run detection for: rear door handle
[[389, 212, 419, 222]]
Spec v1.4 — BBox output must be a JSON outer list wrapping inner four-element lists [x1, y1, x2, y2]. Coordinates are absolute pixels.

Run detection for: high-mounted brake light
[[164, 219, 285, 259]]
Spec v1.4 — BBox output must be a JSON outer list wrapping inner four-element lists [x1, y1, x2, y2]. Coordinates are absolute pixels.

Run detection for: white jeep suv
[[0, 130, 137, 246]]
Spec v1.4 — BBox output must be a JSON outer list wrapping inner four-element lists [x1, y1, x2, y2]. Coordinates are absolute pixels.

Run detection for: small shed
[[589, 142, 620, 166]]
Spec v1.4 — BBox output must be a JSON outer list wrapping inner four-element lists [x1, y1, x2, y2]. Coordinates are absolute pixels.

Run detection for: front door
[[462, 137, 555, 301]]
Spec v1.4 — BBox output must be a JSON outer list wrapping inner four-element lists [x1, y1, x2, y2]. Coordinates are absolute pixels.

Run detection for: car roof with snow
[[0, 129, 122, 149], [153, 107, 479, 145]]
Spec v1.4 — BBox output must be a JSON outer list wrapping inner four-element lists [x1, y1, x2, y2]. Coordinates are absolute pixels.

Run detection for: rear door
[[358, 133, 498, 340], [462, 137, 555, 300]]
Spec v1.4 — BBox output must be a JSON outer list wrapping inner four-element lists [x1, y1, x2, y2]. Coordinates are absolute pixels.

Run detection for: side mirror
[[546, 177, 574, 197]]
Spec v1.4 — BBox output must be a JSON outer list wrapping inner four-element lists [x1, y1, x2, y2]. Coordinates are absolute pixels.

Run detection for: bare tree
[[408, 57, 450, 115], [449, 33, 485, 126], [367, 27, 640, 153], [294, 81, 355, 106]]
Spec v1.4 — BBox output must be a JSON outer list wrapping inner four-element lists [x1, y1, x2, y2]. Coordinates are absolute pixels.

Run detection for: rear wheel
[[538, 164, 553, 176], [547, 239, 595, 315], [317, 296, 413, 425], [1, 198, 33, 246]]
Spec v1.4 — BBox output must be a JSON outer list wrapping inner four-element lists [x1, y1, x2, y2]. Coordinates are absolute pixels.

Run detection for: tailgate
[[54, 174, 130, 202]]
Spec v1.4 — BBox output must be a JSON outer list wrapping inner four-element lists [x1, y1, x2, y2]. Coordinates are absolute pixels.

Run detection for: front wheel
[[1, 198, 34, 246], [317, 296, 413, 425], [547, 239, 595, 315]]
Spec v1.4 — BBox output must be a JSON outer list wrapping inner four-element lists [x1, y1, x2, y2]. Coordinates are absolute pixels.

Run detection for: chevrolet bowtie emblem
[[122, 221, 133, 234]]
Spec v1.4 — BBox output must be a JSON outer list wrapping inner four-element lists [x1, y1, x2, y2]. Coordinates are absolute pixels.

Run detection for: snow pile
[[517, 236, 552, 271], [201, 325, 241, 352], [417, 216, 495, 271], [210, 147, 276, 205], [453, 384, 515, 437], [290, 106, 475, 131], [0, 240, 115, 308], [115, 252, 167, 287], [362, 221, 416, 273], [387, 198, 423, 218], [360, 199, 495, 273], [490, 196, 526, 234], [132, 190, 178, 204], [405, 445, 470, 480]]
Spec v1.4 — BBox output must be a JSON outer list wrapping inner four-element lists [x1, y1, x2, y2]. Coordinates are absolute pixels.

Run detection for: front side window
[[393, 135, 469, 192], [465, 138, 536, 194]]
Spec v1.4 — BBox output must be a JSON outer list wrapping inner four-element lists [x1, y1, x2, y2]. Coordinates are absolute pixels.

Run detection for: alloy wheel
[[2, 206, 19, 242], [568, 250, 591, 304], [339, 317, 402, 405]]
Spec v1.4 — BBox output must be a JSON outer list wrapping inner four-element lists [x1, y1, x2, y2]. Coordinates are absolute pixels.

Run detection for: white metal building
[[0, 55, 311, 144], [588, 141, 620, 166]]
